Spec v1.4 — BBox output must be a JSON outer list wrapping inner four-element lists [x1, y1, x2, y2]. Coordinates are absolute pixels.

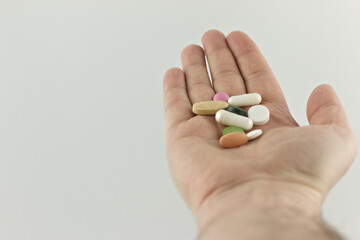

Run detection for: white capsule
[[247, 129, 262, 140], [228, 93, 262, 107], [215, 110, 253, 131], [247, 105, 270, 125]]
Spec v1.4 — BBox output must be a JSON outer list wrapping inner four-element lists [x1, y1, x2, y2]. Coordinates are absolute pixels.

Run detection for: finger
[[163, 68, 193, 131], [226, 31, 287, 105], [181, 44, 215, 103], [201, 30, 246, 96], [307, 84, 350, 128]]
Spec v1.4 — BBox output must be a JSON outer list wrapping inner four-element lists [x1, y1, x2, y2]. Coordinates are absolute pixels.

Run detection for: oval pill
[[226, 106, 247, 116], [222, 126, 245, 136], [219, 132, 248, 148], [247, 105, 270, 125], [228, 93, 262, 107], [192, 101, 229, 115], [215, 110, 253, 131], [247, 129, 262, 140], [213, 92, 230, 102]]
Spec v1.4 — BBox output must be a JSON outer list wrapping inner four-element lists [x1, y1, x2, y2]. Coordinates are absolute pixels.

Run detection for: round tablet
[[247, 105, 270, 125], [246, 129, 262, 140], [222, 126, 245, 136], [213, 92, 229, 102]]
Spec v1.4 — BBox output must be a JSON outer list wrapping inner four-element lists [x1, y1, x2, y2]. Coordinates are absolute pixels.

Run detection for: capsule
[[228, 93, 261, 107], [215, 110, 253, 131]]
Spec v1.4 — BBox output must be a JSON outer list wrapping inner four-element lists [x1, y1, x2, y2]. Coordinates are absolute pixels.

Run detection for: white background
[[1, 0, 360, 239]]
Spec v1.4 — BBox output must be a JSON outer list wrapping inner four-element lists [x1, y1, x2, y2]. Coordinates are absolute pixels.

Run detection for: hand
[[162, 30, 357, 235]]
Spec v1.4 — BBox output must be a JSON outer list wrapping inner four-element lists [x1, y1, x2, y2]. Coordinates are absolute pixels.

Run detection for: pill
[[215, 110, 253, 131], [246, 129, 262, 140], [213, 92, 229, 102], [247, 105, 270, 125], [226, 106, 247, 116], [192, 101, 229, 115], [222, 126, 245, 136], [219, 132, 248, 148], [228, 93, 262, 107]]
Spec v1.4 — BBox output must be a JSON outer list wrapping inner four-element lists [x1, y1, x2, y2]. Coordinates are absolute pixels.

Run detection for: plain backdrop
[[0, 0, 360, 239]]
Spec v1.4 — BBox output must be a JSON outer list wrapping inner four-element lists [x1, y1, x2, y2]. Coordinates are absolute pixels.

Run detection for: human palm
[[163, 30, 357, 219]]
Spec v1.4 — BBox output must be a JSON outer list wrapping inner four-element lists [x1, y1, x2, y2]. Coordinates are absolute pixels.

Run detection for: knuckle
[[214, 68, 239, 79], [164, 97, 189, 111], [245, 69, 271, 82]]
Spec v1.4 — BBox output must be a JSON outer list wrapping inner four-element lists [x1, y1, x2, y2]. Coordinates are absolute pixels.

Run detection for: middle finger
[[201, 30, 247, 96]]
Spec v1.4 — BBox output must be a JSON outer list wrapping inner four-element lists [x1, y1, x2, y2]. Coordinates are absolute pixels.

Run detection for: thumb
[[306, 84, 350, 128]]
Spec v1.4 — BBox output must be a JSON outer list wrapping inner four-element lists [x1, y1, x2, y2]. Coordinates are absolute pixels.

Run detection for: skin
[[163, 30, 358, 239]]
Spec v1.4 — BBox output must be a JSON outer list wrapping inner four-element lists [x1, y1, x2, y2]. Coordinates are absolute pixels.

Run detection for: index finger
[[163, 68, 193, 132]]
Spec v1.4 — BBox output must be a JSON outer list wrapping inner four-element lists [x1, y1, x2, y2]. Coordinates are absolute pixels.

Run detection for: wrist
[[195, 179, 325, 239]]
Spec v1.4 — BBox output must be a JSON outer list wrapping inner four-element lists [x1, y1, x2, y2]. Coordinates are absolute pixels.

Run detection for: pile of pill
[[192, 92, 270, 148]]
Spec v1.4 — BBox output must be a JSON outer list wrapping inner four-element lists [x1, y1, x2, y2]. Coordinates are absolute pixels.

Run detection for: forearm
[[195, 180, 343, 240]]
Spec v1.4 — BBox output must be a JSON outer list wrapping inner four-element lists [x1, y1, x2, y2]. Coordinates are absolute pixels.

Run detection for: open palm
[[163, 30, 357, 219]]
